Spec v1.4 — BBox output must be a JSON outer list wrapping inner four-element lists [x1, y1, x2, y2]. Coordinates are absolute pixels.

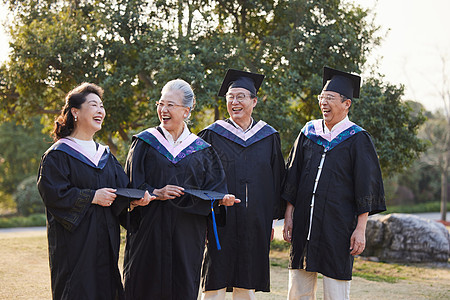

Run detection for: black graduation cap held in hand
[[115, 188, 146, 199], [322, 66, 361, 99], [183, 189, 226, 250], [218, 69, 265, 97], [111, 188, 148, 216], [183, 189, 227, 201]]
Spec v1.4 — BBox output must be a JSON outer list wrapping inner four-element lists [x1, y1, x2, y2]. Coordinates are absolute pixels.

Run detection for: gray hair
[[161, 79, 196, 118]]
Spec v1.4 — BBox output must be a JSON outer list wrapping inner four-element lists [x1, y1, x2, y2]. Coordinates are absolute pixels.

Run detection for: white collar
[[160, 123, 191, 146], [229, 117, 254, 133], [323, 116, 350, 134], [69, 137, 96, 157]]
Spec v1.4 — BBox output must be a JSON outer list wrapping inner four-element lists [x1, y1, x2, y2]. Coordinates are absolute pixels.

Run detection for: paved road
[[0, 212, 447, 235], [0, 226, 46, 233], [412, 212, 448, 221], [273, 212, 447, 240]]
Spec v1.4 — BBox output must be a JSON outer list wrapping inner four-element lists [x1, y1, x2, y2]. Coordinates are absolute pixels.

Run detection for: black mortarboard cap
[[183, 188, 227, 250], [183, 189, 227, 200], [322, 66, 361, 99], [111, 188, 148, 216], [217, 69, 265, 97], [115, 188, 146, 199]]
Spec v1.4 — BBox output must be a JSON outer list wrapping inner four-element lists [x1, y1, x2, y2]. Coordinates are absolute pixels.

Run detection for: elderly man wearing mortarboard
[[199, 69, 286, 299], [282, 67, 386, 299]]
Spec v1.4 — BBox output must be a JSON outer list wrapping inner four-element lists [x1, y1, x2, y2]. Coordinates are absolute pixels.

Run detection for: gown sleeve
[[123, 138, 152, 230], [201, 146, 228, 194], [271, 133, 287, 220], [197, 128, 209, 141], [195, 130, 228, 197], [114, 155, 129, 189], [125, 138, 155, 193], [196, 129, 228, 223], [167, 145, 228, 217], [352, 132, 386, 215], [200, 145, 228, 223], [37, 151, 94, 232], [282, 132, 304, 206], [112, 155, 132, 225]]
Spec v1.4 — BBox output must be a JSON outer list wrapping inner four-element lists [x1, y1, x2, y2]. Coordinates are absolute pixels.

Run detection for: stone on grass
[[362, 213, 450, 263]]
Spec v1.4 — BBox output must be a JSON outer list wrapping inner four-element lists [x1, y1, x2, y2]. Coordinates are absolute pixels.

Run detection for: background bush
[[14, 176, 45, 217], [0, 213, 46, 228]]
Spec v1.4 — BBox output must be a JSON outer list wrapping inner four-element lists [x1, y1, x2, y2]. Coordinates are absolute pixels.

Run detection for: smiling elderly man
[[282, 67, 386, 300], [199, 69, 285, 300]]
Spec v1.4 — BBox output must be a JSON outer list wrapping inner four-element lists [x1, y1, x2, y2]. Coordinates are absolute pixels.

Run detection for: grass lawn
[[1, 229, 449, 299]]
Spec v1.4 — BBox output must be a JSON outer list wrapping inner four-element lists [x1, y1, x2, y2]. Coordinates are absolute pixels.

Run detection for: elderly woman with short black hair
[[123, 79, 239, 300]]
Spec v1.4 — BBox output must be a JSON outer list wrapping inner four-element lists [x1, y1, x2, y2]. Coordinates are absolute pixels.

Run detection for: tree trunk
[[442, 117, 450, 221], [107, 136, 118, 156], [214, 105, 220, 121], [177, 0, 183, 39], [441, 156, 448, 221]]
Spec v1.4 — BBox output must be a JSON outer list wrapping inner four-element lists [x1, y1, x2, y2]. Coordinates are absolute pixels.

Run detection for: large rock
[[362, 213, 450, 263]]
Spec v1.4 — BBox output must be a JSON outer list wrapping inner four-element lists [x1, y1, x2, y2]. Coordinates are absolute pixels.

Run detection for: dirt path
[[0, 229, 449, 299]]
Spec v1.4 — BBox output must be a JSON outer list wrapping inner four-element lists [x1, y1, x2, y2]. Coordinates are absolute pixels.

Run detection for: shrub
[[14, 176, 45, 216], [0, 213, 46, 228], [383, 201, 444, 214], [270, 238, 291, 252]]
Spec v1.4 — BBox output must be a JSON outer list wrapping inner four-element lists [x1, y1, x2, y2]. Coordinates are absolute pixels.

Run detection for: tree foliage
[[351, 81, 428, 177], [385, 109, 448, 207], [0, 0, 426, 178], [14, 176, 45, 216], [0, 117, 52, 195], [418, 110, 450, 219]]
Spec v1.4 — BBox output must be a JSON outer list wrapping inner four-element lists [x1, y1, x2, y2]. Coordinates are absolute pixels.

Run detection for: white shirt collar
[[323, 116, 349, 134], [70, 137, 96, 157], [160, 123, 191, 147], [229, 117, 254, 133]]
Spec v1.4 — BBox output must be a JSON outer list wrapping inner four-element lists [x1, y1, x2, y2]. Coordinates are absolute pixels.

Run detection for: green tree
[[395, 160, 441, 205], [14, 176, 45, 216], [351, 82, 428, 177], [387, 109, 448, 212], [0, 0, 426, 177], [419, 111, 450, 220], [435, 55, 450, 221], [0, 117, 52, 195]]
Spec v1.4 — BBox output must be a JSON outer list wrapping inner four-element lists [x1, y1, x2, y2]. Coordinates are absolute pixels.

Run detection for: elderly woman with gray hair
[[123, 79, 239, 300]]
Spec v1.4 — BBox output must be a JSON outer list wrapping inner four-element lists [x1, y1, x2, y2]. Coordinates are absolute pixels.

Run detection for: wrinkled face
[[157, 89, 190, 133], [226, 87, 257, 125], [71, 93, 105, 135], [318, 90, 351, 129]]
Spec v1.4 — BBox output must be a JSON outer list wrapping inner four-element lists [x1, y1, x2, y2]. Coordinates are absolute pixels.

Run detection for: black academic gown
[[123, 127, 227, 300], [199, 119, 285, 292], [282, 120, 386, 280], [37, 140, 127, 300]]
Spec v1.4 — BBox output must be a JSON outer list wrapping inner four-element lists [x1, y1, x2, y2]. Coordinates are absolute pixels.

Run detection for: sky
[[0, 0, 448, 112], [357, 0, 450, 112]]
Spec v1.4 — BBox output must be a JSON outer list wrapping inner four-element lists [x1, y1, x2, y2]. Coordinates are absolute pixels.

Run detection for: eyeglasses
[[155, 101, 186, 111], [317, 94, 342, 102], [225, 93, 251, 103]]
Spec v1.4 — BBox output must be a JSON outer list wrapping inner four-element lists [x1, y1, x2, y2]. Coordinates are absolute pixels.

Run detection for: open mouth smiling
[[93, 116, 103, 123]]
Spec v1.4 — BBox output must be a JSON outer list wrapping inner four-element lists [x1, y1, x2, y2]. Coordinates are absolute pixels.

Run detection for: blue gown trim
[[135, 130, 211, 164], [302, 121, 365, 151], [48, 142, 110, 170], [205, 121, 277, 148]]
